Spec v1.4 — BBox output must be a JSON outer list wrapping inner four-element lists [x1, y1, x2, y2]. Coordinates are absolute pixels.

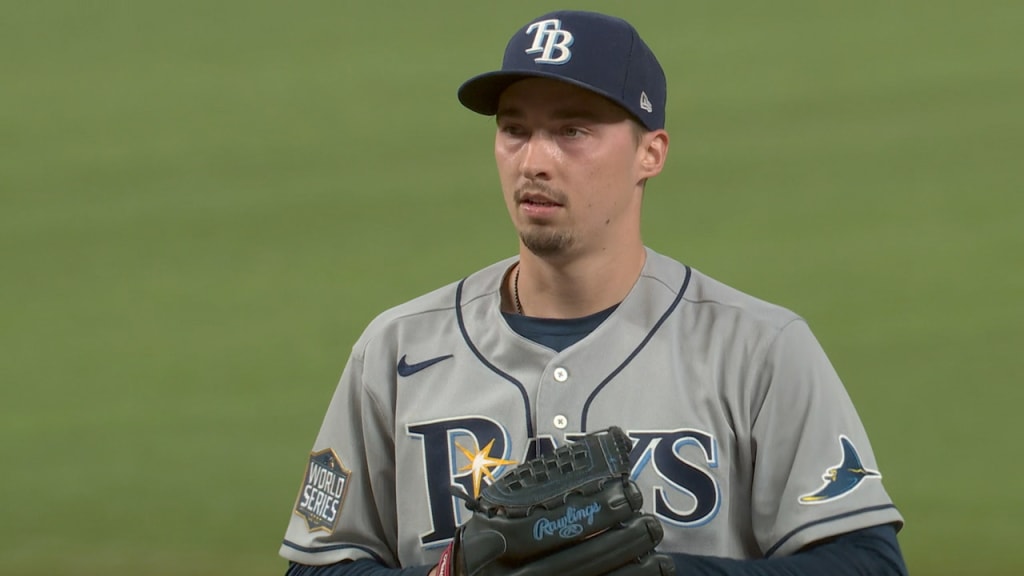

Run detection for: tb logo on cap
[[525, 19, 574, 64]]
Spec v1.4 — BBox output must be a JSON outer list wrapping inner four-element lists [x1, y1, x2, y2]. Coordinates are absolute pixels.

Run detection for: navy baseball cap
[[458, 10, 667, 131]]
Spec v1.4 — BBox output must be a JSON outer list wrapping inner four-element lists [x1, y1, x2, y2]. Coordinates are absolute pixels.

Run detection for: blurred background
[[2, 1, 1021, 574]]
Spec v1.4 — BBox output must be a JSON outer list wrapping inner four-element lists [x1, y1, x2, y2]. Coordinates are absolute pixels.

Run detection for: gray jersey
[[280, 248, 902, 566]]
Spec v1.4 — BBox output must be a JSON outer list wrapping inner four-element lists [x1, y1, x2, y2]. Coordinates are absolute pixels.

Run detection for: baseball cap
[[458, 11, 667, 131]]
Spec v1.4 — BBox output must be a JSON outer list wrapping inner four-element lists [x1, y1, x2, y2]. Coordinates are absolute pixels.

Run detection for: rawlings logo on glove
[[534, 501, 601, 540]]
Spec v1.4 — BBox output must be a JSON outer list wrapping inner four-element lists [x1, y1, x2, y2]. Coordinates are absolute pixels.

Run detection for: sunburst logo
[[455, 438, 518, 497]]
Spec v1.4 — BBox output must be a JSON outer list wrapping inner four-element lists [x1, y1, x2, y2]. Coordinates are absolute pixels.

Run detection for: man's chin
[[520, 230, 574, 257]]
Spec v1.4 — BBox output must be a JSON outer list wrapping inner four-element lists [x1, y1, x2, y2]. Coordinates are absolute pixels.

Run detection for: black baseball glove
[[436, 427, 674, 576]]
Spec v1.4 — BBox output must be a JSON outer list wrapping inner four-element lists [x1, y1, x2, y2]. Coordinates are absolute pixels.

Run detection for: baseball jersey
[[280, 247, 903, 566]]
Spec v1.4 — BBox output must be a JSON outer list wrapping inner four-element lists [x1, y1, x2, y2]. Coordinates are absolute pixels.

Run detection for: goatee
[[520, 228, 574, 256]]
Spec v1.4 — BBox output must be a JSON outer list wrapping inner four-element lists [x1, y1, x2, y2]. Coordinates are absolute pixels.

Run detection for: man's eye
[[501, 125, 525, 137], [562, 127, 583, 138]]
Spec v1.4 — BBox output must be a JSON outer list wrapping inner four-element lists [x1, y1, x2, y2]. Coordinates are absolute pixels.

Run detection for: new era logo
[[640, 91, 653, 113]]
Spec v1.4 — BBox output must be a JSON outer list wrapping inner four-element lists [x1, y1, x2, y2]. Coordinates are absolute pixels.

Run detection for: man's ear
[[638, 130, 669, 180]]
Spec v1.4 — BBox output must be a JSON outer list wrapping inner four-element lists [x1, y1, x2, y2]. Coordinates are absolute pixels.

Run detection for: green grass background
[[2, 1, 1021, 574]]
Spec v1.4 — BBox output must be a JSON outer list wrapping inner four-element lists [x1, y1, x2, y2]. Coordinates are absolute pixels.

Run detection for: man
[[280, 10, 908, 576]]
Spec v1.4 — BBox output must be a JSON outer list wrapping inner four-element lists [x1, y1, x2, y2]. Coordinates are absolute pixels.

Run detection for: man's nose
[[520, 133, 555, 180]]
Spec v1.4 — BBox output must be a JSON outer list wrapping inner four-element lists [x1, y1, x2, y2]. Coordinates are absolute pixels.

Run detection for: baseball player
[[280, 10, 907, 576]]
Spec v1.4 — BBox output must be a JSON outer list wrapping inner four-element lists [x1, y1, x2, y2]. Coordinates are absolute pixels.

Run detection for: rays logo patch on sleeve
[[294, 448, 351, 532], [799, 435, 880, 504]]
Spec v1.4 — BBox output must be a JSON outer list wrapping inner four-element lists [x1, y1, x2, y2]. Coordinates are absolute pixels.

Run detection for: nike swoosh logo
[[397, 354, 453, 377]]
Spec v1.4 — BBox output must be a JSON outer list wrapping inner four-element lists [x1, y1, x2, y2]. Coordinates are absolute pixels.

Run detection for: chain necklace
[[513, 265, 524, 315]]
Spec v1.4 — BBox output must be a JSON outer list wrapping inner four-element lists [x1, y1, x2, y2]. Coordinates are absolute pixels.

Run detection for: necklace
[[513, 265, 524, 315]]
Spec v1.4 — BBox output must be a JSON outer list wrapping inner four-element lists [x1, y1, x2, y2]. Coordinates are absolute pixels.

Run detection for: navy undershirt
[[284, 311, 907, 575], [285, 524, 907, 576], [503, 305, 618, 352]]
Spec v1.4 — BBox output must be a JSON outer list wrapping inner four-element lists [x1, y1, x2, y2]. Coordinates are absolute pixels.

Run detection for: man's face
[[494, 78, 659, 259]]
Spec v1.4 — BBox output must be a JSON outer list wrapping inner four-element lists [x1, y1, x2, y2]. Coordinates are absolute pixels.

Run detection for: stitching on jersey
[[680, 296, 803, 326], [638, 270, 683, 295], [763, 503, 900, 557], [748, 317, 807, 431], [580, 265, 692, 432], [356, 351, 398, 448], [455, 278, 535, 439]]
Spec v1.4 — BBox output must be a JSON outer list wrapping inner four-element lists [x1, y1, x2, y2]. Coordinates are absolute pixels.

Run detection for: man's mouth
[[522, 196, 561, 206]]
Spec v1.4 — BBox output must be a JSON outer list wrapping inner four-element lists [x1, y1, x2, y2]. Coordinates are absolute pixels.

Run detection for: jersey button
[[553, 367, 569, 382], [553, 415, 568, 429]]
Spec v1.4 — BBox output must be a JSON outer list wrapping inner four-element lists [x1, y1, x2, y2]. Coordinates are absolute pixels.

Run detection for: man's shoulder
[[644, 248, 803, 330], [354, 257, 514, 347], [685, 269, 802, 326], [366, 280, 460, 328]]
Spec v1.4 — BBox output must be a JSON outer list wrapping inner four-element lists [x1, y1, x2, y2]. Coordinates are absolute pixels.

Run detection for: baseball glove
[[436, 427, 674, 576]]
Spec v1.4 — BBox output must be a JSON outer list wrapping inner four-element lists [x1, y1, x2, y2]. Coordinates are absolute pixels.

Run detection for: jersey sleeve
[[750, 319, 903, 557], [280, 348, 400, 566]]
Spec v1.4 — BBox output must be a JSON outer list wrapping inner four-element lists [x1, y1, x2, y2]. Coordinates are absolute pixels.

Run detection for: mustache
[[514, 182, 567, 205]]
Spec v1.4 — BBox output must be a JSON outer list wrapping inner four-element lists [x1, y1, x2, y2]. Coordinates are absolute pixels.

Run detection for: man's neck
[[515, 244, 647, 319]]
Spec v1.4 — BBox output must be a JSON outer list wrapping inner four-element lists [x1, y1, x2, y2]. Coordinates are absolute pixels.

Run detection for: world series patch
[[294, 448, 350, 532]]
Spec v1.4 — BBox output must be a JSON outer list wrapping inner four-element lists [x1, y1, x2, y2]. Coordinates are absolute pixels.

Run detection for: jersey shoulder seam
[[681, 295, 804, 328], [351, 284, 462, 356], [748, 315, 810, 429]]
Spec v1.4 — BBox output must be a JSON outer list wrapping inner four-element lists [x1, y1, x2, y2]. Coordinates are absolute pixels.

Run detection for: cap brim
[[457, 69, 622, 117]]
